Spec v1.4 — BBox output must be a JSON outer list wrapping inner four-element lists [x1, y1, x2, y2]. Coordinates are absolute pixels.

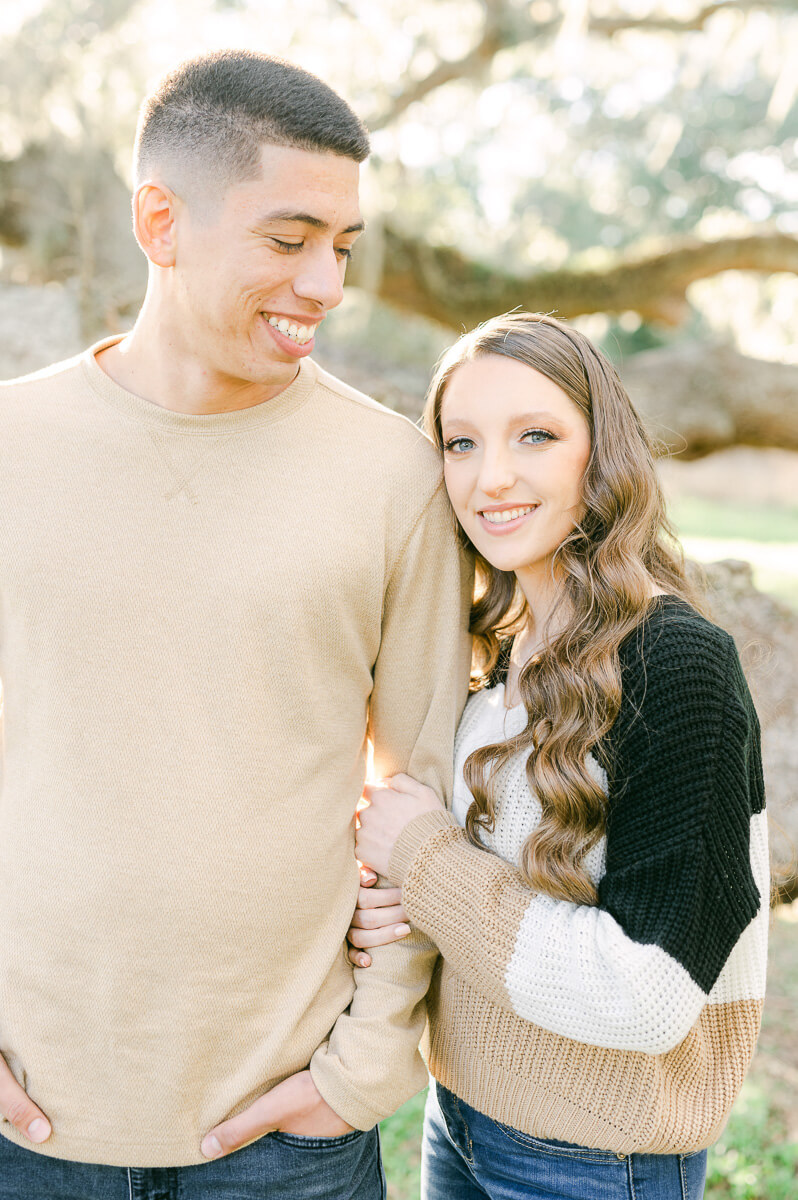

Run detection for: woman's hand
[[346, 871, 411, 968], [348, 773, 443, 965], [355, 773, 444, 879]]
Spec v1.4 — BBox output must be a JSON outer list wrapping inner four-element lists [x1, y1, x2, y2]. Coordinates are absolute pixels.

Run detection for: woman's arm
[[354, 617, 768, 1054]]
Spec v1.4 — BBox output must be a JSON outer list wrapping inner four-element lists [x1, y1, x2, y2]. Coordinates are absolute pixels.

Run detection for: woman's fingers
[[350, 902, 407, 929], [386, 773, 426, 795], [356, 886, 403, 910], [361, 782, 395, 805], [347, 923, 411, 949], [346, 880, 410, 965]]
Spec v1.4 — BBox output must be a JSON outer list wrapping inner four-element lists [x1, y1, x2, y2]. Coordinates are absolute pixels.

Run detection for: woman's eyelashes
[[443, 429, 557, 454], [443, 436, 476, 454], [521, 428, 558, 445]]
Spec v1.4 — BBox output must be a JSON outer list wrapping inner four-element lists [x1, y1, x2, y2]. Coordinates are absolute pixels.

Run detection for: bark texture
[[350, 226, 798, 329]]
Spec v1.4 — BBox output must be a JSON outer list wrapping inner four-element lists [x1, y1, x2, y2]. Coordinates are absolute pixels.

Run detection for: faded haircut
[[134, 50, 369, 202]]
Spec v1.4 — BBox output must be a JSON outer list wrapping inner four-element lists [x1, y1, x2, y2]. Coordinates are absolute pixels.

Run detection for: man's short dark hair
[[134, 50, 369, 199]]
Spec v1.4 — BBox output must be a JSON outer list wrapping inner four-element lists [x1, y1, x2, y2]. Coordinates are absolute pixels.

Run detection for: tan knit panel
[[400, 824, 534, 1007], [427, 966, 763, 1154]]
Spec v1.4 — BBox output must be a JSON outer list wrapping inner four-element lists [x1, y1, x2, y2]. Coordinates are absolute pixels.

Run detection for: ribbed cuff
[[308, 1044, 385, 1130], [388, 808, 460, 886]]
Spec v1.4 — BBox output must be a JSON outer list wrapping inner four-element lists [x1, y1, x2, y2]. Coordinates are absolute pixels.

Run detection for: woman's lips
[[476, 504, 539, 535]]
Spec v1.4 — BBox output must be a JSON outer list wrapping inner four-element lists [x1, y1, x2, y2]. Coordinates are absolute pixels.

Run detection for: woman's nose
[[478, 450, 516, 497]]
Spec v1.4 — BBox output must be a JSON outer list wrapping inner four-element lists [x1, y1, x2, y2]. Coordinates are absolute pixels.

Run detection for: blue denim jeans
[[422, 1083, 707, 1200], [0, 1126, 385, 1199]]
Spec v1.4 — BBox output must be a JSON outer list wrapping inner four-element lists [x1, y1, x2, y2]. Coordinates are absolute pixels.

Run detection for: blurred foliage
[[705, 1082, 798, 1199], [0, 0, 797, 351]]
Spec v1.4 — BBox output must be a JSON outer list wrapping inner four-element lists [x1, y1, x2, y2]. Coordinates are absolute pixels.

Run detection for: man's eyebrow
[[254, 210, 366, 235]]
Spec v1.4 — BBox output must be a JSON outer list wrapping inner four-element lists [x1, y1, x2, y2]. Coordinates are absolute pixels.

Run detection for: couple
[[0, 49, 766, 1200]]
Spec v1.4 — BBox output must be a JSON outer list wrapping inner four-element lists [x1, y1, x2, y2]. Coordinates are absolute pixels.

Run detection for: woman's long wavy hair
[[424, 312, 704, 906]]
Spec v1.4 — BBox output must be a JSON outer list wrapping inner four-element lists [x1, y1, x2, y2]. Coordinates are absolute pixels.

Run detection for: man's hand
[[0, 1054, 51, 1144], [200, 1069, 353, 1159]]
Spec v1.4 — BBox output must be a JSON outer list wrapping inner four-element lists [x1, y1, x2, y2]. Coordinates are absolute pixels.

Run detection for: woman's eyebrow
[[442, 411, 564, 430]]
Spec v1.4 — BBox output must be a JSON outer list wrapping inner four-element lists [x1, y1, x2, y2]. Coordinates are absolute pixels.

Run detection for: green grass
[[668, 496, 798, 544], [380, 1089, 426, 1200], [705, 1082, 798, 1199], [668, 495, 798, 609]]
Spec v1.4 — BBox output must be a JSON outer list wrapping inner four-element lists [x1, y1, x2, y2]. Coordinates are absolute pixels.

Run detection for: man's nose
[[292, 246, 346, 311]]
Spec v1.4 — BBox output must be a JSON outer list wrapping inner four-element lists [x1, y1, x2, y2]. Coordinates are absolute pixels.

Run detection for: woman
[[350, 313, 768, 1200]]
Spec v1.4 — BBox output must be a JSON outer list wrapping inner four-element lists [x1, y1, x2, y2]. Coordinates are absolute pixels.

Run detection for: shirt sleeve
[[309, 474, 473, 1128], [387, 615, 768, 1056]]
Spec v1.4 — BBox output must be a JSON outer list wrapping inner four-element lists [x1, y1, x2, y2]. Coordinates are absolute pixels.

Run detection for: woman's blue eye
[[444, 437, 475, 454], [522, 428, 554, 445]]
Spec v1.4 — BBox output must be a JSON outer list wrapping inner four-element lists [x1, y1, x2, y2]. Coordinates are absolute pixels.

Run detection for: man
[[0, 51, 471, 1198]]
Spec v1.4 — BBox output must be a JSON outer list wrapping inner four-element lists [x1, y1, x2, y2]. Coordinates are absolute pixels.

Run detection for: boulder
[[701, 559, 797, 898]]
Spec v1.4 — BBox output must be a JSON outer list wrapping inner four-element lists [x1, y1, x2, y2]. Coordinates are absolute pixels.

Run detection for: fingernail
[[27, 1118, 51, 1143], [362, 872, 377, 883], [358, 955, 370, 967], [394, 924, 411, 936], [201, 1135, 223, 1159]]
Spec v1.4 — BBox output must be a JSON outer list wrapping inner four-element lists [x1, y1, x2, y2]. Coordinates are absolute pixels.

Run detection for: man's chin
[[236, 356, 302, 396]]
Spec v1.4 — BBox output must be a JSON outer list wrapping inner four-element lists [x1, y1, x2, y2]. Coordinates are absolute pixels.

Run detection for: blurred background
[[0, 1, 795, 1195]]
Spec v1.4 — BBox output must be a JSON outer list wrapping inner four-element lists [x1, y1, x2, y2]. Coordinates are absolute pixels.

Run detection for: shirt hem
[[0, 1123, 230, 1168]]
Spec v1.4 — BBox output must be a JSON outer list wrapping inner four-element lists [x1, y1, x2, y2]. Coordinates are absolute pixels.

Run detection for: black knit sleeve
[[598, 600, 766, 994]]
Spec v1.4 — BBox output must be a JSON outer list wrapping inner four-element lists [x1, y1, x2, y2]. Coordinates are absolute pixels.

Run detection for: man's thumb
[[0, 1060, 51, 1143]]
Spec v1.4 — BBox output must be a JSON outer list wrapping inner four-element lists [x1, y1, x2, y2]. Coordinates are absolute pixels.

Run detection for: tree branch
[[360, 229, 798, 328], [368, 7, 511, 132], [590, 2, 729, 36], [367, 1, 790, 131]]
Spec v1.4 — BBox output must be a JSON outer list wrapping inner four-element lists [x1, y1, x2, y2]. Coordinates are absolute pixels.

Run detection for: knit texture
[[0, 340, 473, 1166], [390, 597, 768, 1154]]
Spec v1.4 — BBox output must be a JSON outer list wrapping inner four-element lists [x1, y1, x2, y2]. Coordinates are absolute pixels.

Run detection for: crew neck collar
[[81, 335, 318, 435]]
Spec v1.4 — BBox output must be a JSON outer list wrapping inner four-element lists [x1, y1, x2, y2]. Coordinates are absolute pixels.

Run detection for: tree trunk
[[622, 343, 798, 456]]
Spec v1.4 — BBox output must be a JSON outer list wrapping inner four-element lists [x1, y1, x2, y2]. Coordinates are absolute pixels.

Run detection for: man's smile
[[262, 312, 319, 345], [261, 311, 322, 357]]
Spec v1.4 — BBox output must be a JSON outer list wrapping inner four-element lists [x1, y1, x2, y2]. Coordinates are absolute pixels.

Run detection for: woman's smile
[[477, 503, 540, 534]]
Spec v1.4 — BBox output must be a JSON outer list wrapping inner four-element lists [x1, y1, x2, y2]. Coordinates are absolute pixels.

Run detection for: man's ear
[[132, 182, 179, 267]]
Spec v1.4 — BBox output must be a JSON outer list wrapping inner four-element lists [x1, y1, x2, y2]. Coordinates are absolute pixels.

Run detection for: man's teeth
[[267, 316, 313, 344], [481, 506, 536, 524]]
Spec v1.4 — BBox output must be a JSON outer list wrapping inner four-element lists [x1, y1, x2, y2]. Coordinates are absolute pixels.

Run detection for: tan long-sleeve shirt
[[0, 340, 472, 1167]]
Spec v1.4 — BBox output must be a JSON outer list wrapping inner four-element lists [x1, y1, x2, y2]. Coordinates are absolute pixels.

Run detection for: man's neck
[[95, 313, 298, 416]]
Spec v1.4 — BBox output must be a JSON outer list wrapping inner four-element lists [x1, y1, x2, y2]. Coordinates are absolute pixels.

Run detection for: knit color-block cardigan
[[388, 597, 768, 1155]]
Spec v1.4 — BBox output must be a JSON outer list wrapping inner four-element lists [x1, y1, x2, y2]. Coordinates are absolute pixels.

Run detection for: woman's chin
[[472, 540, 531, 575]]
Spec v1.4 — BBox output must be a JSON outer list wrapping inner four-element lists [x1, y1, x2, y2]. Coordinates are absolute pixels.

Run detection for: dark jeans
[[422, 1082, 707, 1200], [0, 1127, 385, 1200]]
